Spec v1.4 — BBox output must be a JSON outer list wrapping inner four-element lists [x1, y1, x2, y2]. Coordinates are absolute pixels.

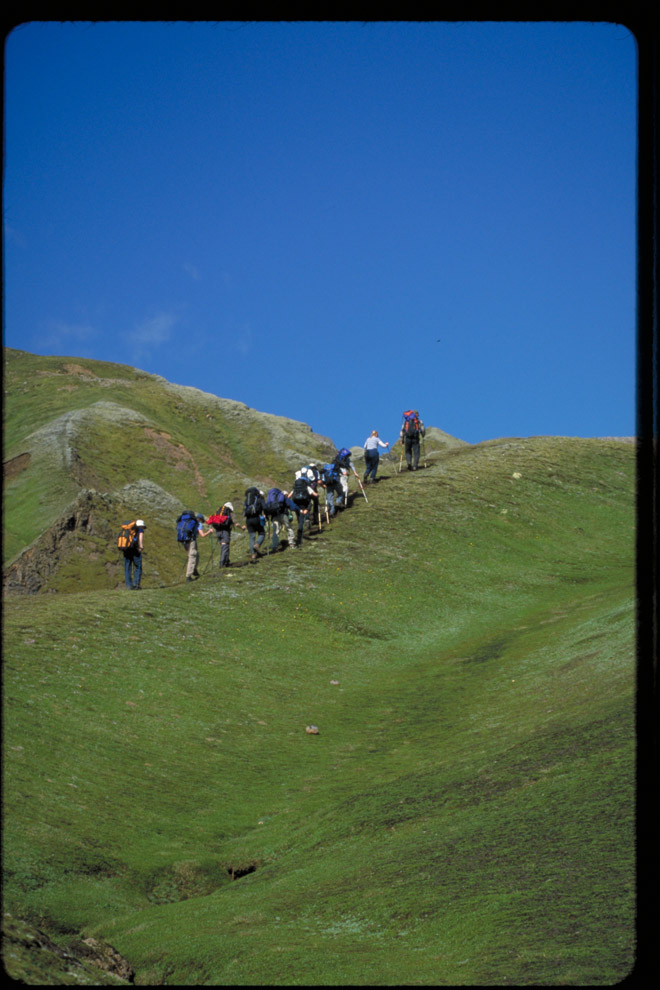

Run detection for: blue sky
[[4, 20, 637, 447]]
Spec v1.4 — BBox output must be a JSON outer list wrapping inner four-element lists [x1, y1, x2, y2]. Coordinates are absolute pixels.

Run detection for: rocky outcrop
[[3, 488, 114, 594], [2, 912, 134, 985]]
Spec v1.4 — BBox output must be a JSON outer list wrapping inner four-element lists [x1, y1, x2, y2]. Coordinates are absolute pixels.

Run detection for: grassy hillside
[[2, 351, 636, 984], [3, 347, 342, 574]]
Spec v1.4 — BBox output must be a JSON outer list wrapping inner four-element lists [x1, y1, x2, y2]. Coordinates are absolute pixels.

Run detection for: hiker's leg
[[256, 524, 265, 550], [412, 441, 420, 469], [132, 553, 142, 588], [220, 533, 230, 567], [124, 554, 133, 589], [286, 514, 295, 545], [186, 540, 198, 578]]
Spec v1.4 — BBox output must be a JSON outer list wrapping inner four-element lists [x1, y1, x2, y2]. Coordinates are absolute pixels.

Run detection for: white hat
[[224, 502, 234, 512], [136, 519, 146, 528]]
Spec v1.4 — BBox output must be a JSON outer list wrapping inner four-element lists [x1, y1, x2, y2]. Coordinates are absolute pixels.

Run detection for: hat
[[224, 502, 234, 512], [196, 514, 205, 522], [136, 519, 146, 528]]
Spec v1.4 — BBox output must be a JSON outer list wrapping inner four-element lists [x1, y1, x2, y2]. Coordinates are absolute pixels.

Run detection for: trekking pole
[[398, 443, 403, 474], [203, 539, 216, 575], [353, 468, 368, 503]]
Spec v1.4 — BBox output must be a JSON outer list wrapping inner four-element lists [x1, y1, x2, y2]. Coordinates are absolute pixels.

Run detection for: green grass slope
[[2, 405, 635, 985], [3, 348, 341, 576]]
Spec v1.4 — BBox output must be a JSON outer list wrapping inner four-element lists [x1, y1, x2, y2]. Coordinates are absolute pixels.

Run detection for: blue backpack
[[176, 511, 197, 543], [264, 487, 286, 516], [334, 447, 352, 469], [321, 462, 340, 485]]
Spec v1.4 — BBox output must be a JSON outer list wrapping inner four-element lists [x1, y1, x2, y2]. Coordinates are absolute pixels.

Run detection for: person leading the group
[[363, 430, 389, 483], [400, 410, 426, 471]]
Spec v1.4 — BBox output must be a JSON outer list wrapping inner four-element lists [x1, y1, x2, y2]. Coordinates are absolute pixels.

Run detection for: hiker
[[400, 410, 426, 470], [205, 502, 246, 568], [176, 510, 205, 581], [288, 475, 318, 546], [297, 463, 321, 529], [320, 461, 343, 517], [121, 518, 145, 590], [333, 448, 354, 507], [363, 430, 390, 482], [243, 487, 266, 561], [264, 487, 298, 551]]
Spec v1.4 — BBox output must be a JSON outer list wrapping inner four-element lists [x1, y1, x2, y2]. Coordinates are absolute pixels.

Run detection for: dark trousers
[[364, 449, 379, 480], [405, 437, 420, 468], [217, 531, 231, 567]]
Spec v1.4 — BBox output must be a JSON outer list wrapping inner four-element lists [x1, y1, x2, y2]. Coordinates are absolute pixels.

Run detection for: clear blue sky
[[4, 20, 637, 447]]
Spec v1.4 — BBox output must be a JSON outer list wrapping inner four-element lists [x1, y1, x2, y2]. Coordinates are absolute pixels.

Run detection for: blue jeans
[[247, 519, 265, 553], [325, 484, 341, 515], [124, 551, 142, 588]]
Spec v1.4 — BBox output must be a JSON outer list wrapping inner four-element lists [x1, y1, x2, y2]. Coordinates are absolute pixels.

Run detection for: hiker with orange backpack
[[400, 410, 426, 471], [118, 518, 146, 589]]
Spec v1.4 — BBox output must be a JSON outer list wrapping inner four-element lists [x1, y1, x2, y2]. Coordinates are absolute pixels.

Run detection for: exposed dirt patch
[[227, 861, 258, 880], [63, 362, 97, 377], [4, 451, 30, 484]]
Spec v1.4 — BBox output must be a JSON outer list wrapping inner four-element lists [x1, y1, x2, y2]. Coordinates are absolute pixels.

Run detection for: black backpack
[[402, 410, 421, 438], [244, 487, 263, 518], [291, 476, 311, 507]]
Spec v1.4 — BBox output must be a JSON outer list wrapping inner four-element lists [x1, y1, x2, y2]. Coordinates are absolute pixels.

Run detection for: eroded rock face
[[2, 488, 114, 594], [2, 913, 134, 985], [79, 937, 135, 982]]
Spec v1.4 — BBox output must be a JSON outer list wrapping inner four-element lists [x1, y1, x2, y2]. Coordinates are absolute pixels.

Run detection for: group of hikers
[[119, 411, 426, 588]]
